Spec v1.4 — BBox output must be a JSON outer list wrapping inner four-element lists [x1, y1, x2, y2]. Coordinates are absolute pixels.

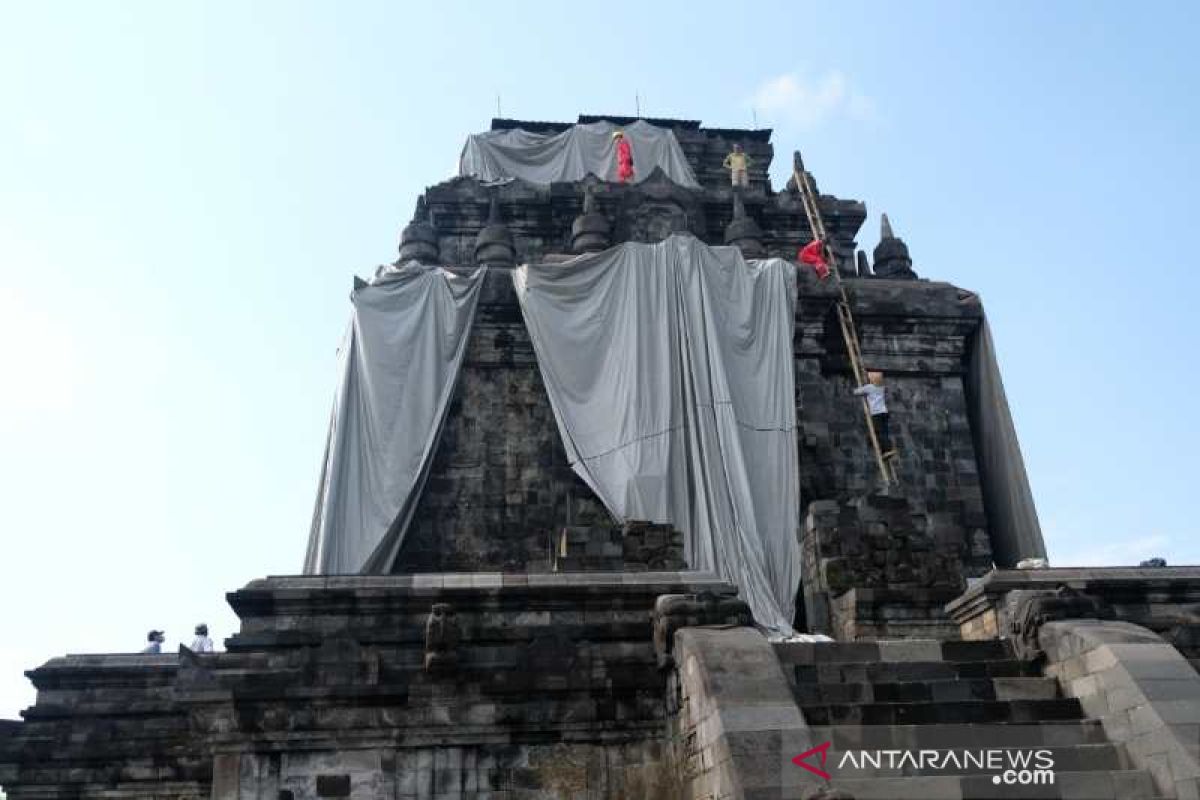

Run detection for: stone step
[[775, 638, 1015, 665], [810, 769, 1158, 799], [808, 719, 1115, 749], [791, 676, 1061, 706], [791, 659, 1042, 685], [800, 698, 1085, 726]]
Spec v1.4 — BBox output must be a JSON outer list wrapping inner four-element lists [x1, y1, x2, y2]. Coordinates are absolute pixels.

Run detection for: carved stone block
[[1002, 585, 1113, 661], [652, 591, 751, 669], [424, 603, 460, 673]]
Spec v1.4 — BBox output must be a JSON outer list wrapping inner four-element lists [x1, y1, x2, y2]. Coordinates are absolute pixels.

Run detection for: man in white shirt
[[189, 623, 215, 653], [853, 370, 897, 459]]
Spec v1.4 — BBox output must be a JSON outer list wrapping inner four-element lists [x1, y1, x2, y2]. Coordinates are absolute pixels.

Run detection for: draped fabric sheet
[[304, 263, 487, 574], [513, 235, 802, 635], [459, 120, 701, 188], [966, 314, 1046, 566]]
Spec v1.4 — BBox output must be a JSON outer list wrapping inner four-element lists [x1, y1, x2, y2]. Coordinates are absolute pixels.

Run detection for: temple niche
[[617, 169, 706, 243], [627, 199, 692, 243]]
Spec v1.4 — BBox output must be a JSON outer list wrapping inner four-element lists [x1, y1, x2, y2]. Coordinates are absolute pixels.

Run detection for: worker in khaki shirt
[[723, 143, 752, 188]]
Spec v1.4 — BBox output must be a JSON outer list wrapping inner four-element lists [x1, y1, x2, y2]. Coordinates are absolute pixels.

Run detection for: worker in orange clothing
[[613, 130, 634, 183], [798, 238, 831, 280]]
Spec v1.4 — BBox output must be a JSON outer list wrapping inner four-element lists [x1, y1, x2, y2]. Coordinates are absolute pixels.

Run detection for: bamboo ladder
[[791, 151, 898, 486]]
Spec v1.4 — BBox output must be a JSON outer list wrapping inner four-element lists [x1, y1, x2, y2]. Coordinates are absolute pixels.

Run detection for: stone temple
[[3, 115, 1199, 800]]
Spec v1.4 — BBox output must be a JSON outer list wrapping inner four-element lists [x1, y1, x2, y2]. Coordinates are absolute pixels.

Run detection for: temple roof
[[489, 116, 773, 142]]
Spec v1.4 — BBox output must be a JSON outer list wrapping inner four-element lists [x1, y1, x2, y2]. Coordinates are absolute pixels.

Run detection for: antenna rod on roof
[[752, 108, 758, 129], [496, 94, 501, 118], [636, 92, 641, 118]]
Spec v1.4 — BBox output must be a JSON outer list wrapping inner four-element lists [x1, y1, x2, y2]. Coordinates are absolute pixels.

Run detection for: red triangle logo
[[792, 740, 833, 781]]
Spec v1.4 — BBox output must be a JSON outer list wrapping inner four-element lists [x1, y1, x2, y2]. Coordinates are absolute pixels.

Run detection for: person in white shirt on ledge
[[189, 623, 214, 653]]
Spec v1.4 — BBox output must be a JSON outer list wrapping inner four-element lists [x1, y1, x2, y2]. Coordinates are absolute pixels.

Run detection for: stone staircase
[[774, 639, 1165, 800]]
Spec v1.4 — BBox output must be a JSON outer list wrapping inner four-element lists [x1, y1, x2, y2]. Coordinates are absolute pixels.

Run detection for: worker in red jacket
[[799, 238, 831, 280], [613, 130, 634, 183]]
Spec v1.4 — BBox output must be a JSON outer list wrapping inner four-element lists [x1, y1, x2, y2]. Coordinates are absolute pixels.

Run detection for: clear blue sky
[[1, 1, 1198, 718]]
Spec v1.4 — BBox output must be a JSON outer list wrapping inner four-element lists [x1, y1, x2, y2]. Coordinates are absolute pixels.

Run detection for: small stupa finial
[[397, 194, 439, 265], [723, 189, 764, 258], [474, 190, 515, 267], [881, 213, 895, 240], [872, 212, 917, 280], [571, 183, 611, 254]]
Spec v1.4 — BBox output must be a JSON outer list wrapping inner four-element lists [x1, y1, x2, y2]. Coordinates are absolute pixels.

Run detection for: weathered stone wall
[[666, 627, 808, 800], [208, 572, 723, 800], [796, 277, 995, 576], [420, 175, 865, 269], [0, 655, 208, 799], [673, 126, 773, 192], [553, 522, 687, 573], [216, 742, 670, 799], [800, 494, 969, 640], [948, 566, 1200, 642], [396, 269, 611, 573], [2, 573, 738, 799], [399, 266, 996, 577]]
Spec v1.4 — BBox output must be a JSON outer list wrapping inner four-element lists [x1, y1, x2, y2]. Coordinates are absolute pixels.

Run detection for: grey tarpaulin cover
[[966, 313, 1046, 566], [513, 235, 801, 635], [304, 262, 487, 574], [459, 120, 701, 188]]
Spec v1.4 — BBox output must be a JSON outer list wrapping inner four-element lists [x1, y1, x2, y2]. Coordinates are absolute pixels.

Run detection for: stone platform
[[1, 571, 738, 800], [946, 566, 1200, 641]]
